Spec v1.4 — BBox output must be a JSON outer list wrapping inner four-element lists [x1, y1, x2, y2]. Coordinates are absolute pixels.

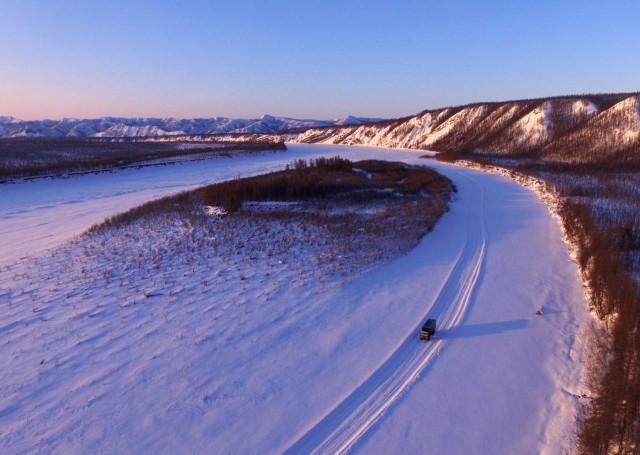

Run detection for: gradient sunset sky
[[1, 0, 639, 120]]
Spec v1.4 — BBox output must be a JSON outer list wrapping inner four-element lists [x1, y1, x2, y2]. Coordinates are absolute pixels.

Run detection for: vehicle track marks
[[285, 172, 487, 455]]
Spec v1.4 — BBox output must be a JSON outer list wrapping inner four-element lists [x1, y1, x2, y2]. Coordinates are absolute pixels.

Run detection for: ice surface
[[0, 144, 589, 454]]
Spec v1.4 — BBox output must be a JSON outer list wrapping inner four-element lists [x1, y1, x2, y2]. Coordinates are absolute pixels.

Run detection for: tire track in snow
[[285, 171, 487, 455]]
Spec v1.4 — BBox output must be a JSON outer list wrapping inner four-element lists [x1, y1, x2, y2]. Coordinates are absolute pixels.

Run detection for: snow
[[572, 100, 598, 117], [0, 144, 589, 454], [513, 101, 552, 146], [0, 151, 305, 264], [357, 166, 588, 455], [331, 116, 384, 126], [204, 205, 227, 216], [0, 116, 369, 138], [603, 96, 640, 143], [420, 118, 455, 146]]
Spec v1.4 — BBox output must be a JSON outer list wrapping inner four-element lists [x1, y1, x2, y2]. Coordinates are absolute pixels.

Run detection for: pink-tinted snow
[[0, 144, 589, 454]]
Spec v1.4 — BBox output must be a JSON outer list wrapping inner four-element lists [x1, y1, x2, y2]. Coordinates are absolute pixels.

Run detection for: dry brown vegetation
[[557, 198, 640, 454], [0, 137, 286, 181], [86, 157, 453, 287], [93, 157, 453, 231]]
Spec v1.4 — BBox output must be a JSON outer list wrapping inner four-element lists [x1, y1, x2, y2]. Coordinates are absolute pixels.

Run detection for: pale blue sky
[[1, 0, 638, 120]]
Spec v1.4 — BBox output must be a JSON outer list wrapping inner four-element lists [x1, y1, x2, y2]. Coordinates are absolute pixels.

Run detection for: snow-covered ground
[[0, 144, 590, 454]]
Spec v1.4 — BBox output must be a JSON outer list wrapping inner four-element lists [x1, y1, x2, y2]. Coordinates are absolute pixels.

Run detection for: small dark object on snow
[[536, 307, 543, 316], [420, 318, 437, 340]]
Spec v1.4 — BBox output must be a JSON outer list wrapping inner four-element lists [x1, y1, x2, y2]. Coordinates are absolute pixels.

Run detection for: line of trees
[[91, 157, 454, 233], [557, 198, 640, 453], [199, 157, 354, 212], [198, 157, 451, 213]]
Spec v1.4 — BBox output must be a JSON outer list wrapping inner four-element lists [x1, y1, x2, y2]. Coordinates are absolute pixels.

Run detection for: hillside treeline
[[298, 92, 640, 169]]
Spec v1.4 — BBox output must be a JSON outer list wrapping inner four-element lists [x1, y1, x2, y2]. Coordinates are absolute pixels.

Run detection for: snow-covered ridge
[[290, 93, 640, 165], [0, 114, 384, 138]]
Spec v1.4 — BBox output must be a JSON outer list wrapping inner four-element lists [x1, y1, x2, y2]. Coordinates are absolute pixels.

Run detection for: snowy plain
[[0, 144, 590, 454]]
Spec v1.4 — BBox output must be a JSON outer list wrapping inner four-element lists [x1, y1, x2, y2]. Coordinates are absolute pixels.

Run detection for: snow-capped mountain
[[290, 93, 640, 167], [331, 115, 384, 126], [0, 114, 384, 138]]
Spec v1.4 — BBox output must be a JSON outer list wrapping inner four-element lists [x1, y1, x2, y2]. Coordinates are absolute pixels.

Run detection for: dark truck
[[420, 318, 437, 340]]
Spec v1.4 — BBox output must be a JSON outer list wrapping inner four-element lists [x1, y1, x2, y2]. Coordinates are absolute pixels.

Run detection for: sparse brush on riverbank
[[87, 158, 453, 282], [92, 156, 453, 232], [0, 137, 286, 181]]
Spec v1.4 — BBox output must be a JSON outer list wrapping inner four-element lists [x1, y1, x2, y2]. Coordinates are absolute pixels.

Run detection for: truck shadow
[[439, 319, 528, 339]]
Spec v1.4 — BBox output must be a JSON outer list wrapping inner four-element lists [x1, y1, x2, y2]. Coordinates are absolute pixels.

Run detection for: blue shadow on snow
[[439, 319, 528, 339]]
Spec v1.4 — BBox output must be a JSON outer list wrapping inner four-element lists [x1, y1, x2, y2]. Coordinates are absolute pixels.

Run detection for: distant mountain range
[[0, 114, 384, 138], [4, 92, 639, 168]]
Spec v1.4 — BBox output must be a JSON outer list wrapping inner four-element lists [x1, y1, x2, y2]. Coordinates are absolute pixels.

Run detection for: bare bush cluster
[[95, 157, 453, 232], [84, 158, 452, 287]]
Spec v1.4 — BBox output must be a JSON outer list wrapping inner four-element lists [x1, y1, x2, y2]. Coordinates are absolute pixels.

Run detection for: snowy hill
[[0, 115, 384, 138], [292, 93, 640, 167], [332, 115, 384, 126]]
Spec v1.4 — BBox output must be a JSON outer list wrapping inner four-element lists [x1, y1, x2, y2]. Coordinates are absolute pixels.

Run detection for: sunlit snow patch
[[205, 205, 227, 216]]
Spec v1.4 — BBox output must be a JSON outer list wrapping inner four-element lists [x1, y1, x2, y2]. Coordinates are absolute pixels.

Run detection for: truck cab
[[420, 318, 437, 340]]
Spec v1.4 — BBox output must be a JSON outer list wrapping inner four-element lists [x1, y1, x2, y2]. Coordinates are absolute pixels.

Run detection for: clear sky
[[1, 0, 639, 120]]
